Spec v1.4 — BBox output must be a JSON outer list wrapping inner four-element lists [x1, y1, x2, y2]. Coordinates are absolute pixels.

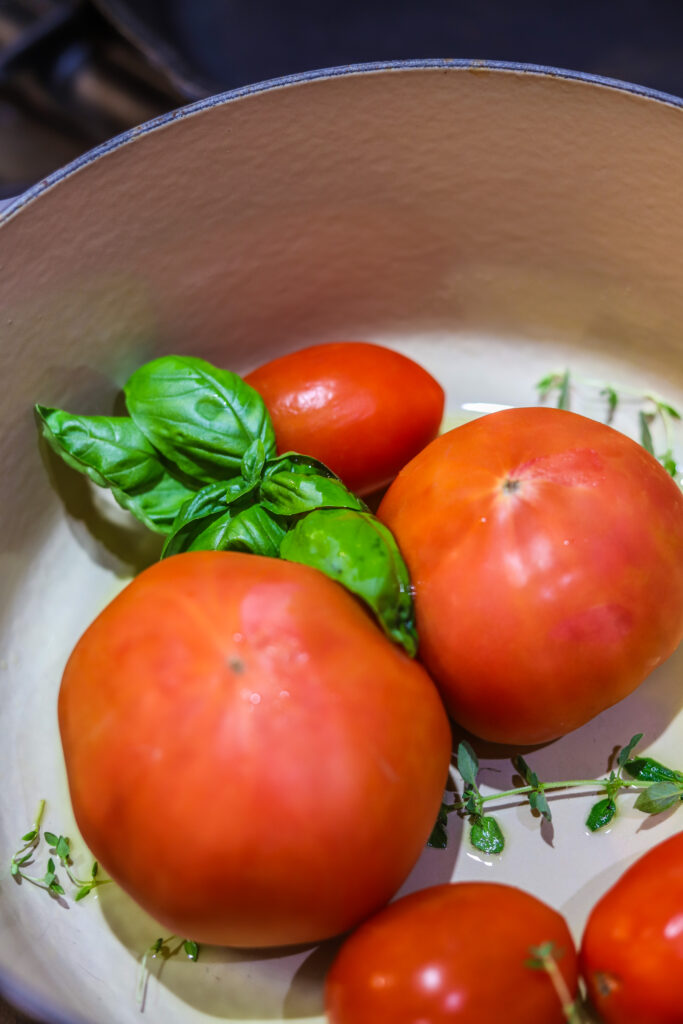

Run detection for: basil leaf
[[263, 452, 338, 479], [586, 797, 617, 831], [280, 508, 418, 656], [161, 478, 257, 558], [36, 406, 163, 491], [196, 505, 286, 557], [36, 406, 195, 533], [634, 781, 682, 815], [124, 355, 276, 483], [457, 741, 479, 789], [259, 472, 366, 516], [470, 815, 504, 854], [241, 439, 267, 484], [113, 472, 197, 534], [626, 757, 683, 787]]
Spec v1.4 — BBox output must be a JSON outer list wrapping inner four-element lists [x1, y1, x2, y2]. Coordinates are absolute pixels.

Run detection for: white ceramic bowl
[[1, 60, 682, 1024]]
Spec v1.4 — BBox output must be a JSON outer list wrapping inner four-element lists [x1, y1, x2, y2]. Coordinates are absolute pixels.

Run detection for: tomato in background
[[580, 830, 683, 1024], [58, 551, 452, 947], [244, 341, 444, 495], [325, 882, 579, 1024], [379, 407, 683, 745]]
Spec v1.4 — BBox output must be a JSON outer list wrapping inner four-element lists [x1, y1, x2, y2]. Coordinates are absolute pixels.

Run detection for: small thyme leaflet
[[537, 369, 682, 479], [137, 935, 200, 1012], [429, 736, 683, 854], [9, 800, 109, 901]]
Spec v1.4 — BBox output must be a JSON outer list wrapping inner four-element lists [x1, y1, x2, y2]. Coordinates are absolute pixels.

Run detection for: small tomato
[[379, 407, 683, 744], [580, 829, 683, 1024], [244, 341, 444, 495], [325, 881, 579, 1024], [58, 551, 452, 947]]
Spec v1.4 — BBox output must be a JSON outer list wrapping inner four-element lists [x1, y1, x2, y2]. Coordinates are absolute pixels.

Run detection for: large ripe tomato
[[325, 881, 579, 1024], [58, 551, 451, 947], [580, 830, 683, 1024], [244, 341, 444, 495], [379, 407, 683, 745]]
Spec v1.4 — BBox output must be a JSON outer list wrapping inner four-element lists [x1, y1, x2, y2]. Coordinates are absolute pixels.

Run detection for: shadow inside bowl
[[38, 437, 164, 577], [97, 823, 461, 1021], [451, 643, 683, 796]]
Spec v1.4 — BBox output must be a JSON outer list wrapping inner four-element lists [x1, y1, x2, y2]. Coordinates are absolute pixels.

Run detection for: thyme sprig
[[430, 736, 683, 854], [526, 941, 585, 1023], [537, 370, 681, 479], [137, 935, 200, 1012], [9, 800, 108, 901]]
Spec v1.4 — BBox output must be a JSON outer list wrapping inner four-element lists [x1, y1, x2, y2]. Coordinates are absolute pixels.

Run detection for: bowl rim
[[2, 56, 683, 225], [2, 52, 683, 1024]]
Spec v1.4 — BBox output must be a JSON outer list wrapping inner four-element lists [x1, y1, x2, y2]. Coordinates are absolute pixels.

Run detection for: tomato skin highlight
[[325, 882, 579, 1024], [378, 406, 683, 745], [580, 830, 683, 1024], [58, 551, 452, 947], [244, 341, 444, 495]]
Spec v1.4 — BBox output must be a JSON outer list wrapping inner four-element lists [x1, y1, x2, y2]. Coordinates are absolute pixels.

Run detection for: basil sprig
[[124, 355, 277, 483], [35, 407, 195, 533], [35, 355, 418, 654]]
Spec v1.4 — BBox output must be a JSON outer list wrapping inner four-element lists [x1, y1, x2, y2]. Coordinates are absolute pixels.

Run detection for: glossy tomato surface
[[379, 407, 683, 744], [325, 881, 579, 1024], [244, 341, 444, 495], [580, 830, 683, 1024], [58, 551, 452, 947]]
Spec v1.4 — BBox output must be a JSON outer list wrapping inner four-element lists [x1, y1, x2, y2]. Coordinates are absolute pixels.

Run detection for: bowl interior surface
[[1, 63, 682, 1024]]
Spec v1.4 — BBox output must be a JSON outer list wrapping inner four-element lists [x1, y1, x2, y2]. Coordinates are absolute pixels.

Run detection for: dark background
[[2, 0, 683, 198]]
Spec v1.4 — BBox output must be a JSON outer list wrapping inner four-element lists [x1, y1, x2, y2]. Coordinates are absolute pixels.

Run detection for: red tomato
[[58, 551, 451, 947], [244, 341, 444, 495], [378, 407, 683, 745], [580, 830, 683, 1024], [325, 881, 579, 1024]]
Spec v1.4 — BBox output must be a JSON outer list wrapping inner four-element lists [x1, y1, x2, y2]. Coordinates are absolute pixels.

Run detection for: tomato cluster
[[52, 341, 683, 1022], [324, 831, 683, 1024]]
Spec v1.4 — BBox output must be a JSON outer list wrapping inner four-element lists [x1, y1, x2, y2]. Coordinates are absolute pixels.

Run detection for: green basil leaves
[[280, 510, 417, 656], [36, 354, 418, 655], [124, 356, 276, 483], [35, 407, 195, 533]]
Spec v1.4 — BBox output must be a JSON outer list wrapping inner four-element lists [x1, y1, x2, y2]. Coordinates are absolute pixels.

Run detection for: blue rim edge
[[2, 56, 683, 223]]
